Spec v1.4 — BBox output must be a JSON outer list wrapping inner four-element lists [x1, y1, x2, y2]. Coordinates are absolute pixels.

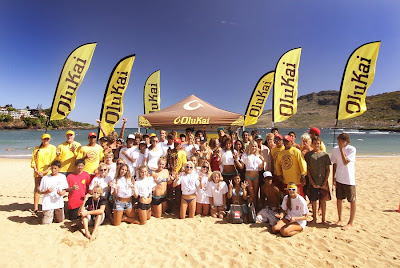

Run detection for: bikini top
[[232, 187, 244, 197]]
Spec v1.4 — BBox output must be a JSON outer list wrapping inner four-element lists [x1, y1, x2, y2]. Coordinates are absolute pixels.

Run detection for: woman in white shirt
[[196, 161, 211, 216], [207, 171, 228, 219], [272, 183, 309, 237], [173, 161, 202, 219], [182, 134, 199, 161], [237, 140, 264, 209], [147, 136, 163, 173], [133, 165, 156, 225], [111, 164, 136, 226], [219, 138, 237, 184]]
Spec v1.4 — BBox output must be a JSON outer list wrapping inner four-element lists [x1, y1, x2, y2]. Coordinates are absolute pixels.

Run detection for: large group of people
[[31, 120, 357, 240]]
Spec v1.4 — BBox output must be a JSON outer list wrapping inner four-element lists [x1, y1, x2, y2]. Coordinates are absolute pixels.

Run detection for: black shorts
[[336, 181, 356, 202], [308, 186, 331, 202], [152, 196, 166, 206], [68, 207, 80, 220], [137, 202, 151, 210]]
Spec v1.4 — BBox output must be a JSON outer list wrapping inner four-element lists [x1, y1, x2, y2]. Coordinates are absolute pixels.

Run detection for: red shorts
[[282, 183, 304, 198]]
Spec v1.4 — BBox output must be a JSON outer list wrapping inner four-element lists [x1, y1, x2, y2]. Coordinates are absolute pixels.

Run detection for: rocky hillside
[[252, 90, 400, 130]]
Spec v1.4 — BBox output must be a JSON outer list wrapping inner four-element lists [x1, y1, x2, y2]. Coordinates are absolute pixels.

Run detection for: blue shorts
[[114, 200, 132, 211]]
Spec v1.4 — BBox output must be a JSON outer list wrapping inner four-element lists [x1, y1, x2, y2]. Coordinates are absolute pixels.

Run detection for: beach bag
[[248, 202, 257, 223], [229, 204, 244, 224]]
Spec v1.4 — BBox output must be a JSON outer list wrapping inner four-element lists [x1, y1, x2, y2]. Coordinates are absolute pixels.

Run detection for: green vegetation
[[0, 114, 13, 122], [253, 90, 400, 130]]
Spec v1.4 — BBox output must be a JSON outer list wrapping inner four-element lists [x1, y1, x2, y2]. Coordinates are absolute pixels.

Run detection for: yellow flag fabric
[[50, 43, 96, 120], [244, 71, 274, 126], [144, 70, 160, 114], [99, 55, 135, 137], [337, 41, 381, 121], [273, 47, 302, 123]]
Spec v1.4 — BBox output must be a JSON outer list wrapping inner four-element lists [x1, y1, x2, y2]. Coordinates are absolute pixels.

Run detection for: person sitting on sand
[[151, 158, 170, 218], [227, 175, 249, 223], [78, 185, 106, 241], [256, 171, 281, 227], [38, 160, 68, 224], [272, 183, 309, 237], [110, 163, 137, 226], [173, 161, 202, 219], [305, 137, 331, 224], [133, 165, 156, 224], [89, 162, 112, 218], [331, 133, 357, 230], [207, 171, 228, 219]]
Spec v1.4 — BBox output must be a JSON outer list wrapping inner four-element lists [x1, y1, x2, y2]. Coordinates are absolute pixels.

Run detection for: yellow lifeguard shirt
[[31, 145, 57, 177], [76, 144, 104, 174], [275, 147, 307, 184], [56, 141, 81, 173]]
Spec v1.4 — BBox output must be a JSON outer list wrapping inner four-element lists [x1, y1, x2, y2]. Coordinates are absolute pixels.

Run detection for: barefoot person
[[272, 183, 309, 237], [151, 158, 170, 218], [305, 137, 331, 224], [256, 171, 281, 227], [331, 133, 356, 230], [196, 161, 211, 216], [78, 186, 106, 240], [31, 133, 57, 215], [133, 166, 155, 224], [173, 161, 202, 219], [227, 175, 249, 223], [56, 130, 81, 176], [207, 171, 228, 219]]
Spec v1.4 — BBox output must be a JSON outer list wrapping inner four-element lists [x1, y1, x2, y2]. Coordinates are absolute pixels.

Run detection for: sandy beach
[[0, 157, 399, 267]]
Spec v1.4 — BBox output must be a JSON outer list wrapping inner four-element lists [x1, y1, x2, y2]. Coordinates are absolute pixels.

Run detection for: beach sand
[[0, 157, 399, 267]]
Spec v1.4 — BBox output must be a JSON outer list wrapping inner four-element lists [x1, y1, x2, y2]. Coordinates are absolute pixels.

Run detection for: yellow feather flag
[[336, 41, 381, 121], [273, 47, 302, 123], [143, 70, 160, 114], [244, 71, 274, 126], [99, 55, 135, 137], [49, 43, 96, 121]]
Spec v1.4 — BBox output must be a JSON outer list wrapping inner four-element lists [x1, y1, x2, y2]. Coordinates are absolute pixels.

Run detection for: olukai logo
[[183, 100, 203, 111]]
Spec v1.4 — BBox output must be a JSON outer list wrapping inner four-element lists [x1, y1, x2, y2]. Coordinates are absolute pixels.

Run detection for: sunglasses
[[287, 188, 297, 191], [99, 169, 108, 171], [89, 136, 97, 139], [274, 139, 282, 142], [117, 163, 123, 165], [186, 166, 193, 169], [202, 166, 209, 169], [153, 140, 159, 143]]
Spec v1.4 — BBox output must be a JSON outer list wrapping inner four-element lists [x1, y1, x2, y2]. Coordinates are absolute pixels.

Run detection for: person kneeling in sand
[[272, 183, 309, 237], [256, 171, 281, 227], [207, 171, 228, 219], [78, 185, 106, 240]]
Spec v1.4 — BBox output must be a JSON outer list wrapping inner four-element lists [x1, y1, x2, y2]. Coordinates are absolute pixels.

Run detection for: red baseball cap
[[308, 127, 321, 136], [274, 134, 283, 140], [88, 132, 97, 138], [174, 138, 182, 144], [283, 135, 293, 142]]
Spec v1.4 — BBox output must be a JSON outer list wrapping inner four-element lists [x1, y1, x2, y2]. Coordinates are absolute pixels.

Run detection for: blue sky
[[1, 1, 399, 127]]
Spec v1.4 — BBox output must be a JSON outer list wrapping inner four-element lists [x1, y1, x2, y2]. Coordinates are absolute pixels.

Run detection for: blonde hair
[[301, 133, 311, 144], [137, 165, 149, 179], [92, 184, 103, 195], [266, 133, 275, 140], [209, 171, 223, 182], [245, 140, 259, 155], [115, 163, 132, 180]]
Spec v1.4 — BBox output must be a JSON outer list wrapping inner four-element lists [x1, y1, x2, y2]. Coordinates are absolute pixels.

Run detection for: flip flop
[[29, 209, 39, 217]]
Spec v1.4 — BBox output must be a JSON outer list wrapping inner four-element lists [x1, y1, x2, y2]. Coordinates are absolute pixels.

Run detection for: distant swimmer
[[26, 147, 31, 150], [6, 148, 14, 151]]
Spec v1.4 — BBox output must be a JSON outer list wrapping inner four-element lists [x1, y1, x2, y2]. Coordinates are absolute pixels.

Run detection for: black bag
[[229, 204, 244, 224], [248, 202, 257, 223]]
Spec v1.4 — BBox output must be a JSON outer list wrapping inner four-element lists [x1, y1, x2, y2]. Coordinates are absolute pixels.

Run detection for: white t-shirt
[[119, 146, 138, 173], [241, 153, 263, 171], [221, 149, 236, 165], [182, 144, 199, 160], [111, 176, 133, 198], [177, 172, 200, 195], [107, 163, 117, 179], [134, 176, 156, 198], [39, 173, 68, 210], [331, 145, 356, 185], [147, 147, 163, 169], [158, 142, 171, 157], [207, 181, 228, 206], [136, 149, 149, 168], [196, 172, 210, 204], [89, 175, 112, 197], [281, 194, 309, 229]]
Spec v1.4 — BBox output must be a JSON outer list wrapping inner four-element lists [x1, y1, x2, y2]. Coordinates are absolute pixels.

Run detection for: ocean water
[[0, 128, 399, 158]]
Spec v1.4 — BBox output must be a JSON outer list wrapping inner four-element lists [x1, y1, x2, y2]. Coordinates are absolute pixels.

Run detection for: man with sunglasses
[[76, 132, 104, 183], [56, 130, 81, 176]]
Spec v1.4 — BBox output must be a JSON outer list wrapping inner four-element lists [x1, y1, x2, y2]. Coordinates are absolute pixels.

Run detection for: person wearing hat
[[31, 133, 57, 215], [270, 134, 285, 190], [256, 171, 281, 226], [272, 182, 309, 236], [56, 130, 81, 175], [275, 135, 307, 197], [119, 134, 139, 174], [308, 127, 326, 152], [76, 132, 104, 180]]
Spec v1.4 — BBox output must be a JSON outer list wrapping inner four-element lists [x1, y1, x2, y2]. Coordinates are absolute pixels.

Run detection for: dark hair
[[311, 136, 321, 143], [337, 133, 351, 143], [234, 139, 244, 154], [271, 127, 279, 133], [75, 159, 85, 166], [51, 160, 61, 168], [288, 131, 296, 138], [251, 129, 259, 136], [167, 134, 173, 140]]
